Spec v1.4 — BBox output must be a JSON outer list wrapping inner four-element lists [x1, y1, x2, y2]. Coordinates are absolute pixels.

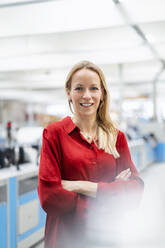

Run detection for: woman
[[38, 61, 144, 248]]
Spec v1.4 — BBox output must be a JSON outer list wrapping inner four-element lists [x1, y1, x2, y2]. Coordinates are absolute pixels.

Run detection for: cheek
[[71, 93, 79, 104], [95, 93, 102, 102]]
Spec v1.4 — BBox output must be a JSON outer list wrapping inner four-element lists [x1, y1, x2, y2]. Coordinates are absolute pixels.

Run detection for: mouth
[[80, 103, 94, 107]]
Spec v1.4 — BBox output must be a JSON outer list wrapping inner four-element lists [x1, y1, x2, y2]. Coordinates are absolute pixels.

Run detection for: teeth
[[81, 103, 93, 106]]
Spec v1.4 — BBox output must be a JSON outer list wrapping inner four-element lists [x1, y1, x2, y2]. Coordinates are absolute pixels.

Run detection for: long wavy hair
[[65, 60, 119, 158]]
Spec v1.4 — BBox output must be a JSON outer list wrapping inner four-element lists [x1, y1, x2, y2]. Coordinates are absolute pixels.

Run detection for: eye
[[75, 87, 83, 91], [91, 87, 99, 90]]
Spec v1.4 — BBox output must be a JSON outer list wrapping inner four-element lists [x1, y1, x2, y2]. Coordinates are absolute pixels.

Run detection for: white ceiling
[[0, 0, 165, 103]]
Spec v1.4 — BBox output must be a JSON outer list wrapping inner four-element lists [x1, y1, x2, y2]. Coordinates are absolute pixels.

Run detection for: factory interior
[[0, 0, 165, 247]]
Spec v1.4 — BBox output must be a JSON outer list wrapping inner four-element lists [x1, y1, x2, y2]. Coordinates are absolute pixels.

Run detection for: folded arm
[[38, 127, 88, 217], [61, 168, 132, 197], [61, 131, 144, 210]]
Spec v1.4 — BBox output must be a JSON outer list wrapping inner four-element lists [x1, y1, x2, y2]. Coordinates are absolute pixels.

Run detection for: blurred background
[[0, 0, 165, 247]]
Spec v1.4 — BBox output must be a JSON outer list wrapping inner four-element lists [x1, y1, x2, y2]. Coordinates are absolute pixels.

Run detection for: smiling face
[[68, 68, 103, 119]]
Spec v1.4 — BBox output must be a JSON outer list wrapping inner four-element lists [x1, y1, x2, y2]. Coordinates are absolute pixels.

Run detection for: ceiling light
[[0, 0, 61, 8]]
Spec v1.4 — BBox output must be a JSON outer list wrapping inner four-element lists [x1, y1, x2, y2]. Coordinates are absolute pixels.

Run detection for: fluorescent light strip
[[0, 0, 61, 8]]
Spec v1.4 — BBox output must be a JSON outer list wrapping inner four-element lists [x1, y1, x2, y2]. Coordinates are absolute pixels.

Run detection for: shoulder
[[117, 129, 125, 140], [43, 116, 70, 138], [46, 116, 69, 130], [116, 129, 127, 147]]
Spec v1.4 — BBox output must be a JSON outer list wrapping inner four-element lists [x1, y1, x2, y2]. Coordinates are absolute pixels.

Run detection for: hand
[[115, 168, 131, 181], [61, 180, 97, 198], [61, 180, 80, 192]]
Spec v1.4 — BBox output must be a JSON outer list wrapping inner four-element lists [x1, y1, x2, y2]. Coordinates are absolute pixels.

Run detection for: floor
[[119, 162, 165, 248], [34, 162, 165, 248], [32, 241, 44, 248]]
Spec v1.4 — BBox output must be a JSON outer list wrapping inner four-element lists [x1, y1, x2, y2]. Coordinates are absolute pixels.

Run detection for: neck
[[73, 114, 97, 134]]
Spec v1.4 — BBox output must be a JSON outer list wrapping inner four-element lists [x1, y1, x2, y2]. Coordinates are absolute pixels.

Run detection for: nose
[[82, 89, 91, 99]]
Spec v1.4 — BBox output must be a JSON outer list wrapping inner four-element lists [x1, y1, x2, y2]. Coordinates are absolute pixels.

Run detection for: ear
[[66, 90, 72, 102], [101, 89, 104, 101]]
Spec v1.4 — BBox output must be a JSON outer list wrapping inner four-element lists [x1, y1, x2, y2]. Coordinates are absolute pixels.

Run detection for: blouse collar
[[62, 116, 77, 134]]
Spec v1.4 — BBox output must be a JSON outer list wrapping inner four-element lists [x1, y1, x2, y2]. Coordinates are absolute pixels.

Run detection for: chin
[[79, 111, 96, 118]]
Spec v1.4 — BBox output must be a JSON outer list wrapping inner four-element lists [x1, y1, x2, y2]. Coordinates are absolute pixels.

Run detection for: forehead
[[71, 68, 101, 85]]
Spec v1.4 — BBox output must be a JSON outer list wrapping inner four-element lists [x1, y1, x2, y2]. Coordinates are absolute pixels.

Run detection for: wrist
[[83, 181, 98, 198]]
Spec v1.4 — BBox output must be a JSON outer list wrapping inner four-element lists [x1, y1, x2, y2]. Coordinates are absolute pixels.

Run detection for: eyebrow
[[74, 83, 99, 86], [74, 83, 83, 86]]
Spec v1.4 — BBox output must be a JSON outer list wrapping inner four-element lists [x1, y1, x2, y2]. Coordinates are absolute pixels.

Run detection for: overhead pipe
[[112, 0, 165, 120]]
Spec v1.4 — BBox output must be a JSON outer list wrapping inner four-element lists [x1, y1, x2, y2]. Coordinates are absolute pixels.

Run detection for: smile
[[80, 103, 94, 107]]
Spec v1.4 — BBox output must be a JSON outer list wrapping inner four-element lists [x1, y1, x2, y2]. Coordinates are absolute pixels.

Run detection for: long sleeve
[[97, 131, 144, 209], [38, 127, 78, 217]]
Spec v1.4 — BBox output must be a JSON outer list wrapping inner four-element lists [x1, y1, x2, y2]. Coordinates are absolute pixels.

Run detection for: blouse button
[[92, 161, 96, 165], [90, 146, 93, 149]]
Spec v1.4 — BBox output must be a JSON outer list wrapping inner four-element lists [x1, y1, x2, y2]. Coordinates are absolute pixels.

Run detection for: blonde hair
[[65, 60, 119, 158]]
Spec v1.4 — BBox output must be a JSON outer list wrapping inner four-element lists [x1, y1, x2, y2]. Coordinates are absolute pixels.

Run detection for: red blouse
[[38, 116, 144, 248]]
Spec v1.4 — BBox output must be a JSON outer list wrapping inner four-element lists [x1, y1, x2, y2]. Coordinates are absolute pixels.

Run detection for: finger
[[61, 181, 68, 188], [122, 169, 131, 178], [61, 182, 66, 188], [123, 170, 131, 178], [116, 168, 130, 178], [120, 168, 130, 175], [116, 170, 131, 180], [124, 171, 132, 179], [122, 171, 132, 180]]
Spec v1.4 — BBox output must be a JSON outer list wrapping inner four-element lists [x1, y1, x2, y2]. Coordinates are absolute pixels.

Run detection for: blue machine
[[0, 164, 46, 248]]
